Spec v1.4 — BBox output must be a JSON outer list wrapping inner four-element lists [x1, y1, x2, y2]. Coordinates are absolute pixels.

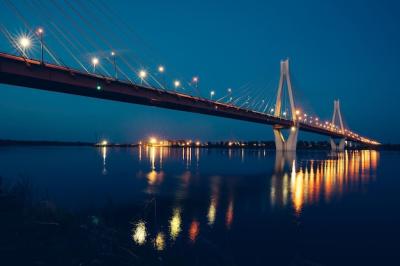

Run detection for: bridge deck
[[0, 53, 376, 144]]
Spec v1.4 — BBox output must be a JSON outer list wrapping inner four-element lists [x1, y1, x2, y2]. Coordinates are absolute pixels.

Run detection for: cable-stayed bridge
[[0, 1, 379, 151], [0, 53, 378, 151]]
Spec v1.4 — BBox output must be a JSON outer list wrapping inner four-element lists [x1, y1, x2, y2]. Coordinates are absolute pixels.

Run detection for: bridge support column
[[273, 126, 299, 151], [273, 59, 298, 152], [330, 138, 346, 151], [330, 100, 346, 151]]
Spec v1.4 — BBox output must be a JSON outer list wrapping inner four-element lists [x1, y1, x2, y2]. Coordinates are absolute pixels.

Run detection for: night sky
[[0, 0, 399, 143]]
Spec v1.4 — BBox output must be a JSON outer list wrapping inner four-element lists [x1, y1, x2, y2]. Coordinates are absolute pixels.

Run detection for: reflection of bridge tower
[[273, 59, 298, 151], [330, 100, 346, 151]]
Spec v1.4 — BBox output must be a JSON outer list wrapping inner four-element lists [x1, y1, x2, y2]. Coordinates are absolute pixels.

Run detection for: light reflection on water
[[270, 150, 379, 215], [112, 147, 379, 252], [0, 145, 390, 265]]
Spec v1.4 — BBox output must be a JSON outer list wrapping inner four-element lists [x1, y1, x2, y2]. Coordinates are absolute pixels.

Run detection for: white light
[[37, 28, 43, 34], [139, 70, 147, 79], [92, 57, 99, 66], [174, 80, 181, 88], [158, 65, 165, 73], [227, 88, 232, 93], [283, 111, 287, 116], [19, 36, 31, 49], [270, 108, 274, 112], [192, 76, 198, 83], [210, 90, 215, 96], [111, 51, 115, 56]]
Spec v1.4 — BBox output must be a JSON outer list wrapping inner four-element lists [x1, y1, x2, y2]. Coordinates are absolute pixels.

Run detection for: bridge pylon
[[273, 59, 298, 151], [330, 100, 346, 151]]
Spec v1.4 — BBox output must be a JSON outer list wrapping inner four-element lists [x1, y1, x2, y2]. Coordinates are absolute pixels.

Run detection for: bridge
[[0, 52, 379, 151]]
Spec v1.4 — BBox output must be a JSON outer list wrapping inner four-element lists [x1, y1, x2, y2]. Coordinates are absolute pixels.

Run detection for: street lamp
[[139, 70, 147, 85], [36, 28, 44, 64], [92, 57, 99, 73], [210, 90, 215, 100], [192, 76, 199, 94], [158, 65, 166, 89], [174, 80, 181, 89], [111, 51, 117, 79], [18, 36, 31, 55]]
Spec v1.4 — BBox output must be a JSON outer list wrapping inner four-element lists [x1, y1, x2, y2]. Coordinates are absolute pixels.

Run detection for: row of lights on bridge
[[15, 28, 259, 103]]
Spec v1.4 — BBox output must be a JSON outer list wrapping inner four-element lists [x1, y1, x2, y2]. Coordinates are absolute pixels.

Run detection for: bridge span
[[0, 52, 378, 149]]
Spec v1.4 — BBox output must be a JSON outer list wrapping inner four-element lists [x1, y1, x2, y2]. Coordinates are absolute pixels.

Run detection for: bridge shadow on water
[[0, 146, 396, 266]]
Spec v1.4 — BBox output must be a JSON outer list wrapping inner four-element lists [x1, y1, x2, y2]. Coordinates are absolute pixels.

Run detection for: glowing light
[[149, 137, 157, 145], [192, 76, 199, 83], [139, 70, 147, 79], [169, 208, 182, 240], [111, 51, 115, 56], [210, 90, 215, 96], [19, 36, 31, 49], [270, 108, 274, 113], [283, 111, 287, 116], [132, 221, 147, 245], [227, 88, 232, 93], [101, 140, 108, 146], [37, 28, 43, 34], [189, 220, 200, 243], [154, 232, 165, 251], [195, 141, 201, 146], [158, 65, 165, 73], [291, 126, 296, 132], [96, 85, 101, 90], [295, 110, 301, 115], [207, 198, 217, 226], [174, 80, 181, 88]]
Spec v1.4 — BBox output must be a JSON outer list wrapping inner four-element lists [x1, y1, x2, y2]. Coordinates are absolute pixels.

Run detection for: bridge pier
[[330, 138, 346, 151], [273, 125, 299, 151]]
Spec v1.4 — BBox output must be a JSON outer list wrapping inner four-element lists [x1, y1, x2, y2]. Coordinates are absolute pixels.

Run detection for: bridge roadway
[[0, 52, 370, 144]]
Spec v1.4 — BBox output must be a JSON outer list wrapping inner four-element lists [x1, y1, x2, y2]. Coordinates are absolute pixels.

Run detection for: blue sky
[[0, 0, 399, 143]]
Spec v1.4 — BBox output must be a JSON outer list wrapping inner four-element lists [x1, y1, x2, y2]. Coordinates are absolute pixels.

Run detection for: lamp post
[[210, 90, 215, 100], [111, 51, 117, 79], [158, 65, 165, 89], [36, 28, 44, 64], [92, 57, 99, 73], [18, 36, 31, 56], [139, 70, 147, 85]]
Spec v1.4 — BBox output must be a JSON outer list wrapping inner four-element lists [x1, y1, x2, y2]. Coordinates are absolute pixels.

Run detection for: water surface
[[0, 147, 398, 265]]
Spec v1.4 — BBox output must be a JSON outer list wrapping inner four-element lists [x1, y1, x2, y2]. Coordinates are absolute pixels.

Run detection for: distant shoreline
[[0, 139, 399, 150]]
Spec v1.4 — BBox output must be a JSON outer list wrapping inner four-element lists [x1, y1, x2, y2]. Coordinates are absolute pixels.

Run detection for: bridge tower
[[330, 100, 346, 151], [273, 59, 299, 151]]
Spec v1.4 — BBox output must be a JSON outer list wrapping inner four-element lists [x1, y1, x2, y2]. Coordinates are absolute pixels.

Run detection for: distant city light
[[101, 140, 108, 146], [149, 137, 157, 145]]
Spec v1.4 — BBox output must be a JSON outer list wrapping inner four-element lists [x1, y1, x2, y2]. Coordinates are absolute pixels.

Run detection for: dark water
[[0, 146, 399, 265]]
